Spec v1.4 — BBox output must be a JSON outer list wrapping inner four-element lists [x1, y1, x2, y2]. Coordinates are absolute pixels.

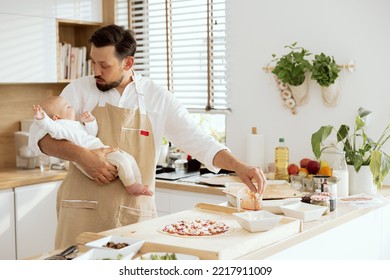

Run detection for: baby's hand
[[80, 111, 95, 123], [32, 104, 44, 120]]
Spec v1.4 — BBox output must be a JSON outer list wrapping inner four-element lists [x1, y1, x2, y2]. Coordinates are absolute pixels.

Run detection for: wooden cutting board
[[79, 203, 301, 260], [200, 176, 302, 199], [263, 183, 302, 199]]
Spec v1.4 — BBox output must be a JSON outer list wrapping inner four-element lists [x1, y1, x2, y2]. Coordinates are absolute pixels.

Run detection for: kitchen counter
[[0, 168, 67, 190]]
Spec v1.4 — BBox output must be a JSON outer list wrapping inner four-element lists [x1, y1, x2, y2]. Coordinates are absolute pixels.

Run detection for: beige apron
[[55, 74, 157, 249]]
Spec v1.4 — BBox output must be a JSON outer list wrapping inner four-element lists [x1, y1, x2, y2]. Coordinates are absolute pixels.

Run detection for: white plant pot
[[289, 78, 309, 105], [347, 165, 377, 195]]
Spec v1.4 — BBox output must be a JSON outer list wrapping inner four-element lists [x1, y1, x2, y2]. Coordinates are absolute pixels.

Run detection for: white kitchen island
[[96, 183, 390, 260]]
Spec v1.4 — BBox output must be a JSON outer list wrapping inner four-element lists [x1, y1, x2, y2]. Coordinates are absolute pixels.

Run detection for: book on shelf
[[59, 42, 91, 80]]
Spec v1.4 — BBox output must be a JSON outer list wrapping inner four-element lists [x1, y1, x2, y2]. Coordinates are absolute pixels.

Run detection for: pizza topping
[[162, 219, 230, 236]]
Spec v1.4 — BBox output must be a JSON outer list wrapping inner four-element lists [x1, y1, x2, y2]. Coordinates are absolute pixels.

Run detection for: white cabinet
[[0, 0, 101, 82], [381, 204, 390, 259], [0, 189, 16, 260], [155, 187, 226, 216], [0, 0, 56, 18], [56, 0, 102, 22], [14, 181, 61, 259], [266, 205, 390, 260], [0, 14, 57, 83]]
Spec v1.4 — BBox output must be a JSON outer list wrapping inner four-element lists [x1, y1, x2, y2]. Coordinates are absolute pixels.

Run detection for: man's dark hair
[[89, 24, 137, 60]]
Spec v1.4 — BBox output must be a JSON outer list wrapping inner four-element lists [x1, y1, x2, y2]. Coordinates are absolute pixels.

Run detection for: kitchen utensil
[[44, 245, 77, 260]]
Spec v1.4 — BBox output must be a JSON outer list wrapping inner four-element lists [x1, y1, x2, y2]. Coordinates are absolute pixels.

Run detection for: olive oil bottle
[[275, 137, 289, 180]]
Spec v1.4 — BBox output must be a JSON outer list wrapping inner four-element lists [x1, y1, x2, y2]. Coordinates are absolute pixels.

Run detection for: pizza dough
[[160, 219, 230, 237]]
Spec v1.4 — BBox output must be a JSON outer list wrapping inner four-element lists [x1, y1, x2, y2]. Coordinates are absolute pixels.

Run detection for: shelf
[[56, 19, 102, 81]]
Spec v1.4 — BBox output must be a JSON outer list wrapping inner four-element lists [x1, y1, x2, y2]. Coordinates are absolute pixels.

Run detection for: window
[[116, 0, 227, 143]]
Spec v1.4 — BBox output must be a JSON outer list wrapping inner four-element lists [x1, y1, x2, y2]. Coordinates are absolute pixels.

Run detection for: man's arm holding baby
[[38, 135, 118, 184]]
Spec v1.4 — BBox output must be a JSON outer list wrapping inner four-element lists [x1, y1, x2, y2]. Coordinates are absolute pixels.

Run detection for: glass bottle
[[275, 137, 289, 181], [332, 151, 349, 198]]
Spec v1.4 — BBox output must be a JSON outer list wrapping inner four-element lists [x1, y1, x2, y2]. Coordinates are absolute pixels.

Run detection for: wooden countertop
[[0, 167, 226, 195], [156, 178, 225, 196], [0, 168, 67, 190]]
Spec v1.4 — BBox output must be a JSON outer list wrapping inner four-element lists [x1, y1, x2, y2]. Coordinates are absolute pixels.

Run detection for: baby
[[32, 96, 153, 196]]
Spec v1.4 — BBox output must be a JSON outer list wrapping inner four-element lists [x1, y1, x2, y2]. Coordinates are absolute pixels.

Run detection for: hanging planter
[[321, 79, 340, 107], [270, 42, 312, 107], [311, 52, 341, 107], [289, 74, 309, 105]]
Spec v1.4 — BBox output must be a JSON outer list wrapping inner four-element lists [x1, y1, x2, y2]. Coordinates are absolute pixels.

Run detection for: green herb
[[141, 253, 178, 260], [311, 52, 340, 87], [270, 42, 312, 86]]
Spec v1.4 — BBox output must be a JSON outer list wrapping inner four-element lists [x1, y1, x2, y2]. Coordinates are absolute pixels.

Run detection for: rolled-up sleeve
[[163, 94, 228, 173]]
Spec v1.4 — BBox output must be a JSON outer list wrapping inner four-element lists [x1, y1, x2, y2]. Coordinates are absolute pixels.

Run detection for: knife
[[44, 245, 77, 260]]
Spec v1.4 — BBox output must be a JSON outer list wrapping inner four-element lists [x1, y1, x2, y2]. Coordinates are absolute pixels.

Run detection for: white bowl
[[262, 198, 301, 214], [85, 235, 144, 256], [135, 252, 199, 260], [280, 202, 327, 222], [74, 248, 135, 260], [233, 210, 282, 232]]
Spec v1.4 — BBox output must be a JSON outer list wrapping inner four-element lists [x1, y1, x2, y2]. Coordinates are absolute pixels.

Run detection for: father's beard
[[95, 76, 123, 92]]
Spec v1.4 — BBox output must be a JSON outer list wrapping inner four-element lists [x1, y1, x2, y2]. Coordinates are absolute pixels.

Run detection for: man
[[30, 25, 266, 248]]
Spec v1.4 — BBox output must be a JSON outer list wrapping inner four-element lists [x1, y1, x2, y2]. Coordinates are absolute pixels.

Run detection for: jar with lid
[[310, 194, 329, 215], [324, 183, 337, 212], [331, 151, 349, 198], [320, 146, 349, 198]]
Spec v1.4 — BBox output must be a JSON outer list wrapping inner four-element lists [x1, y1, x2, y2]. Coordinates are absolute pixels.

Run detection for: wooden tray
[[78, 203, 302, 260]]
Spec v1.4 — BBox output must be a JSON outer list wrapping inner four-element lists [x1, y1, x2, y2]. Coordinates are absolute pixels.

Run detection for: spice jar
[[324, 183, 337, 212], [310, 194, 329, 215]]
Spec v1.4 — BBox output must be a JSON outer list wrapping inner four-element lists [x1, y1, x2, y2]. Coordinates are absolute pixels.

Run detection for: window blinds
[[116, 0, 228, 112]]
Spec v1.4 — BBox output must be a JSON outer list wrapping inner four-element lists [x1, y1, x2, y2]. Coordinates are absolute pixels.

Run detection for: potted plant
[[311, 107, 390, 194], [271, 42, 312, 105], [311, 53, 341, 107]]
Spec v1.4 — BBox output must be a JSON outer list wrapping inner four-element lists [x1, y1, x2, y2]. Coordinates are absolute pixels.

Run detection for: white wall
[[226, 0, 390, 184]]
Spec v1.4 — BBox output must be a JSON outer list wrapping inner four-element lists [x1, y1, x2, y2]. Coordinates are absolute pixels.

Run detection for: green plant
[[271, 42, 312, 86], [311, 53, 340, 87], [311, 107, 390, 188]]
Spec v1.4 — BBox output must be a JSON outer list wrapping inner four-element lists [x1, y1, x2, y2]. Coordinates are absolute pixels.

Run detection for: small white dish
[[262, 198, 301, 214], [233, 210, 282, 232], [74, 248, 135, 260], [135, 252, 199, 260], [280, 202, 327, 222], [85, 235, 144, 256]]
